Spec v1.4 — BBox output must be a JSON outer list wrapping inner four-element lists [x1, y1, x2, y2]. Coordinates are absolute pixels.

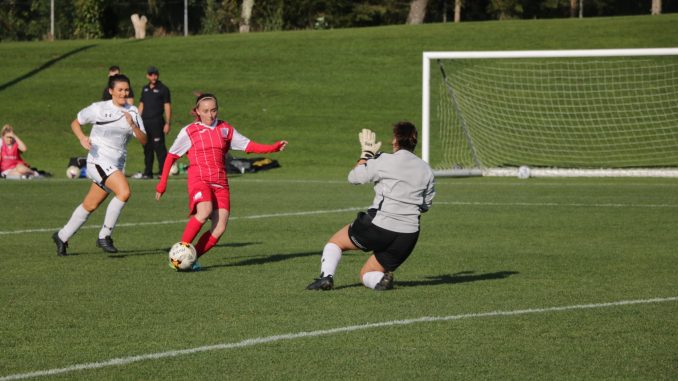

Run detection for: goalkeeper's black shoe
[[52, 231, 68, 257], [374, 271, 394, 291], [306, 273, 334, 291], [96, 236, 118, 253]]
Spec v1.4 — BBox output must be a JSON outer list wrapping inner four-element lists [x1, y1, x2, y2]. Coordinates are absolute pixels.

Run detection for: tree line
[[1, 0, 675, 41]]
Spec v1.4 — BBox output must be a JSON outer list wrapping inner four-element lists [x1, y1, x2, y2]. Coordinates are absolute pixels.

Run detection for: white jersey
[[348, 150, 436, 233], [77, 100, 146, 169]]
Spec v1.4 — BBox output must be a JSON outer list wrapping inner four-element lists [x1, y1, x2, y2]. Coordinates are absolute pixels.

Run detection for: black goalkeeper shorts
[[348, 210, 420, 272]]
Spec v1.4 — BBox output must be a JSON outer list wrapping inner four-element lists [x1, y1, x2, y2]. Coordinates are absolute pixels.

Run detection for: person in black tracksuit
[[138, 66, 172, 179]]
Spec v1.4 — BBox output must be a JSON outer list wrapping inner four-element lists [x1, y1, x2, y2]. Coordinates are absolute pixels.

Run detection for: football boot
[[374, 271, 394, 291], [96, 236, 118, 253], [306, 273, 334, 290], [52, 232, 68, 256]]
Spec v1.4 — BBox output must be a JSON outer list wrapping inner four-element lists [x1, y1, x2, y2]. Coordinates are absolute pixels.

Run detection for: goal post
[[422, 48, 678, 177]]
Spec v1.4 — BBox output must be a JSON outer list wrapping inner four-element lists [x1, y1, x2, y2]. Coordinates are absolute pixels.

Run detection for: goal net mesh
[[431, 55, 678, 175]]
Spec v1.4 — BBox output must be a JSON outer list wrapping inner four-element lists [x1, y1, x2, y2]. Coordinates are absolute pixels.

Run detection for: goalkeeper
[[306, 122, 435, 291]]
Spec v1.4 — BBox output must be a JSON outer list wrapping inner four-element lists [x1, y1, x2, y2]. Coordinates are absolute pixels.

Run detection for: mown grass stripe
[[0, 207, 365, 235], [2, 296, 676, 381], [2, 200, 677, 236]]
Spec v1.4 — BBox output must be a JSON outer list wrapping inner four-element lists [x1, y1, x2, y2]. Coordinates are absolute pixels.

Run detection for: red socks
[[181, 217, 220, 256], [181, 217, 203, 244], [195, 231, 219, 257]]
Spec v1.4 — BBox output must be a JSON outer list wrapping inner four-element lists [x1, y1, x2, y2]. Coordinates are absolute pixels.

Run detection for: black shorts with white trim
[[348, 209, 420, 272]]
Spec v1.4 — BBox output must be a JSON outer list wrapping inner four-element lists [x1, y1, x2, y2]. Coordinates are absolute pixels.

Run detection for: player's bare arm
[[163, 102, 171, 135], [124, 111, 147, 145], [70, 119, 91, 150], [8, 131, 27, 152]]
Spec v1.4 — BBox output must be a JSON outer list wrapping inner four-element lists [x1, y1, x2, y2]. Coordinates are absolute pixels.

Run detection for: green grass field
[[1, 177, 677, 379], [1, 14, 678, 176], [1, 14, 678, 380]]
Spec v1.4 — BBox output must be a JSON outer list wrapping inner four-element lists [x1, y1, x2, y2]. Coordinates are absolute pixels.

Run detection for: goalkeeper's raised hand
[[359, 129, 381, 160]]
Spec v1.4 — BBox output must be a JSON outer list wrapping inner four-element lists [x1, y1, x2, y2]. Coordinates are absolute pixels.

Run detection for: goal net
[[422, 49, 678, 177]]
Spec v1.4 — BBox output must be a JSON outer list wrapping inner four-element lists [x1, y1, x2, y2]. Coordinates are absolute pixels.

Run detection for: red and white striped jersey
[[169, 120, 250, 186]]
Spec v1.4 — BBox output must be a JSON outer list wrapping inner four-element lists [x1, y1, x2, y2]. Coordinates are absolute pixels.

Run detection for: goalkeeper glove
[[358, 129, 381, 160]]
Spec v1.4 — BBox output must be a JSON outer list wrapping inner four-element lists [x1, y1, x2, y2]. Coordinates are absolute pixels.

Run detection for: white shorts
[[87, 161, 120, 192]]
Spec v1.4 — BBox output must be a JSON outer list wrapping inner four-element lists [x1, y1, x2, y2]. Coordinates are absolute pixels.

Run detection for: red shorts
[[188, 182, 231, 215]]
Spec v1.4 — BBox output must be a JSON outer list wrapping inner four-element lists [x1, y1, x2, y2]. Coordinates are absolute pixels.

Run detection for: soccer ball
[[517, 165, 531, 179], [168, 242, 197, 271], [66, 166, 80, 179], [170, 163, 179, 175]]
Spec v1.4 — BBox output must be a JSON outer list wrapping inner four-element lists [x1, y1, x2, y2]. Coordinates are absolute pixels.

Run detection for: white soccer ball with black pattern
[[170, 163, 179, 175], [66, 165, 80, 179], [168, 242, 197, 271]]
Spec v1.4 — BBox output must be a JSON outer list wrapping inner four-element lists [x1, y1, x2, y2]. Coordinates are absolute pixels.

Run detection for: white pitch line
[[1, 296, 676, 381], [435, 201, 678, 208], [35, 178, 678, 188], [0, 207, 365, 236], [2, 200, 677, 236], [233, 178, 346, 184], [232, 178, 678, 188]]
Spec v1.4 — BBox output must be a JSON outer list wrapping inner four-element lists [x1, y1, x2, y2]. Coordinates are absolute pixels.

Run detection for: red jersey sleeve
[[245, 141, 285, 154]]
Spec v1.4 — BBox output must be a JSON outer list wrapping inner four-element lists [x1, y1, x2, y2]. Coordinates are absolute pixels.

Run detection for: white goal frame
[[422, 48, 678, 177]]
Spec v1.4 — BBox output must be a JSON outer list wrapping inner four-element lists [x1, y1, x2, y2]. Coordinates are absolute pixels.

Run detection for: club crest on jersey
[[220, 128, 229, 137]]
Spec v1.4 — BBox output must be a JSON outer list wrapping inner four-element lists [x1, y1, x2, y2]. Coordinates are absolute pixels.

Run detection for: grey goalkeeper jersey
[[348, 149, 436, 233]]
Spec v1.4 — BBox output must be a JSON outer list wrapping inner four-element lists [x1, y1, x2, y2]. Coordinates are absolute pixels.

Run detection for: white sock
[[99, 197, 126, 239], [59, 204, 90, 241], [320, 243, 342, 277], [362, 271, 384, 289]]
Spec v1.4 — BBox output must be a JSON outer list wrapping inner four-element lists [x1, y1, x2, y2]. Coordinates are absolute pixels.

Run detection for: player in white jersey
[[307, 122, 435, 291], [52, 74, 147, 256]]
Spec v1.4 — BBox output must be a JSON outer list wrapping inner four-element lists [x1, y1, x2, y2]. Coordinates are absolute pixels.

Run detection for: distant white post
[[50, 0, 55, 40], [184, 0, 188, 36], [421, 53, 431, 162]]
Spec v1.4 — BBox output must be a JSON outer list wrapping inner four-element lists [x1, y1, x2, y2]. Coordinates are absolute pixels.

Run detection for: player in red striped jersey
[[155, 93, 287, 269]]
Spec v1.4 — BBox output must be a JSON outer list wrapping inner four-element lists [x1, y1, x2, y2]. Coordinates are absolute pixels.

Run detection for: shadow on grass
[[60, 241, 260, 258], [397, 270, 519, 287], [0, 44, 97, 92], [204, 250, 318, 270], [334, 270, 519, 290]]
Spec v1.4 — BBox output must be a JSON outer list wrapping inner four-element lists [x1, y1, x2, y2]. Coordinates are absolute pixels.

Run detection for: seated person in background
[[1, 124, 38, 179]]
